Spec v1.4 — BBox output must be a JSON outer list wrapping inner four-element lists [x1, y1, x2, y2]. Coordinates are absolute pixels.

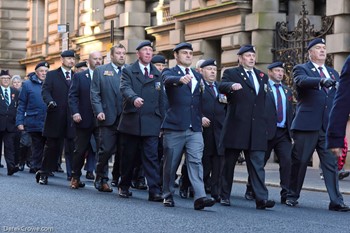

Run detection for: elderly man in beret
[[0, 70, 20, 175], [219, 45, 275, 209], [36, 50, 76, 185], [161, 42, 216, 210], [285, 38, 350, 211], [16, 62, 50, 174], [151, 55, 167, 72], [74, 61, 88, 73]]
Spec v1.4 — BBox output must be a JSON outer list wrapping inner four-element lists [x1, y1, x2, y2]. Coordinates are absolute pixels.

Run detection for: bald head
[[88, 51, 103, 70]]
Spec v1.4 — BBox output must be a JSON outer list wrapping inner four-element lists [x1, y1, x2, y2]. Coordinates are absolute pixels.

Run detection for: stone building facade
[[14, 0, 350, 75]]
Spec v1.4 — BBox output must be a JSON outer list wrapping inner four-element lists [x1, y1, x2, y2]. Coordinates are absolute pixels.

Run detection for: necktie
[[144, 67, 149, 78], [4, 88, 9, 106], [274, 83, 283, 123], [185, 68, 191, 89], [65, 71, 71, 85], [247, 71, 256, 90], [209, 84, 216, 96], [318, 67, 328, 93]]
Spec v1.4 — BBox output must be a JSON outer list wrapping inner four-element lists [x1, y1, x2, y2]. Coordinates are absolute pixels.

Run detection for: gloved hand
[[320, 78, 336, 88], [48, 101, 57, 109]]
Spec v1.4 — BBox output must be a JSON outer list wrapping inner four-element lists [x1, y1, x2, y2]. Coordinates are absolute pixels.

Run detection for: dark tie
[[65, 71, 71, 85], [274, 83, 283, 123], [247, 71, 255, 90], [144, 67, 149, 78], [4, 88, 9, 106], [185, 68, 191, 89], [318, 67, 328, 93], [209, 84, 216, 96]]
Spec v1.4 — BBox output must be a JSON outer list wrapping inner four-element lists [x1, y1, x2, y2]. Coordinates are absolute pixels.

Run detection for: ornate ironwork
[[273, 1, 334, 89]]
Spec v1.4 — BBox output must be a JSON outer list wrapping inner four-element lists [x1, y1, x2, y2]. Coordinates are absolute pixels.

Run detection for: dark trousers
[[221, 149, 268, 201], [287, 129, 343, 205], [40, 137, 65, 175], [64, 138, 74, 177], [0, 131, 17, 169], [119, 133, 161, 194], [72, 127, 99, 179], [29, 132, 46, 170], [203, 153, 224, 198], [95, 122, 119, 180], [265, 128, 292, 198]]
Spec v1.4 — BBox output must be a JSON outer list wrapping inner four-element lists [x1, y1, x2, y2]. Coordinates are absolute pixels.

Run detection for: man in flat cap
[[68, 51, 103, 189], [219, 44, 275, 209], [285, 38, 350, 211], [0, 70, 20, 175], [91, 44, 126, 192], [162, 42, 216, 210], [36, 50, 76, 185], [16, 62, 49, 174], [74, 61, 88, 73]]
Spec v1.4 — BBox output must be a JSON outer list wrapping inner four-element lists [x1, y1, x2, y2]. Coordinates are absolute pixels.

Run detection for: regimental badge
[[311, 68, 316, 72], [200, 79, 205, 93], [264, 84, 268, 93], [155, 82, 161, 91], [103, 70, 113, 76], [85, 73, 89, 78]]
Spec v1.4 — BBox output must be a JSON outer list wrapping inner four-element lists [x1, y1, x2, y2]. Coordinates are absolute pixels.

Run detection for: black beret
[[75, 61, 88, 69], [307, 38, 326, 50], [237, 45, 256, 55], [136, 40, 153, 50], [61, 50, 75, 58], [35, 61, 50, 70], [200, 59, 217, 68], [151, 55, 166, 64], [0, 70, 10, 76], [173, 42, 193, 52], [267, 61, 285, 70]]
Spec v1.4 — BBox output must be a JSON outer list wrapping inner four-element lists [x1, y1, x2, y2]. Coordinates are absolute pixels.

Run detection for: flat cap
[[151, 55, 166, 64], [200, 59, 217, 68], [35, 61, 50, 70], [173, 42, 193, 52], [136, 40, 153, 50], [267, 61, 285, 70], [61, 50, 75, 58], [0, 70, 10, 77], [237, 45, 255, 55], [75, 61, 88, 69], [307, 38, 325, 50]]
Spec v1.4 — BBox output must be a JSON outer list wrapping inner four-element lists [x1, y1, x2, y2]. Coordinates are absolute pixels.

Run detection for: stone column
[[245, 0, 285, 69], [120, 0, 150, 63], [326, 0, 350, 72]]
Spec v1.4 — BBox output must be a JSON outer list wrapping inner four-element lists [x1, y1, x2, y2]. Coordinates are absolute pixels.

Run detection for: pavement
[[234, 161, 350, 195]]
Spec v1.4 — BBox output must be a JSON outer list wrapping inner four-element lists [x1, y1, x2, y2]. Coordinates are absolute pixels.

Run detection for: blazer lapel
[[238, 66, 255, 90], [105, 64, 120, 96]]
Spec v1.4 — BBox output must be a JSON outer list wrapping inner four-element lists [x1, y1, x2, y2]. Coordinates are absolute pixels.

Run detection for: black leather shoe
[[7, 166, 19, 176], [86, 172, 95, 180], [163, 196, 175, 207], [281, 196, 287, 204], [285, 199, 298, 207], [111, 180, 119, 187], [189, 187, 194, 198], [18, 163, 25, 171], [179, 188, 188, 199], [339, 171, 350, 180], [194, 197, 216, 210], [39, 176, 48, 185], [148, 193, 163, 202], [256, 200, 275, 209], [329, 203, 350, 212], [35, 171, 41, 183], [244, 191, 255, 201], [0, 163, 4, 168], [212, 195, 221, 203], [220, 198, 231, 206], [135, 179, 148, 190], [118, 188, 130, 198]]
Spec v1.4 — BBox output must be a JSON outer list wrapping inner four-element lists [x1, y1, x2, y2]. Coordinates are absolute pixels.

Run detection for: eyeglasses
[[0, 77, 10, 80]]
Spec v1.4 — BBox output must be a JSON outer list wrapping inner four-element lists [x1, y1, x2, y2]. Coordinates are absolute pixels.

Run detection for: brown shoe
[[99, 183, 113, 192], [70, 178, 85, 189]]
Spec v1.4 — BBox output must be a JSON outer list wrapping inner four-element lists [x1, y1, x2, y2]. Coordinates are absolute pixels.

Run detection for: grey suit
[[90, 63, 123, 180]]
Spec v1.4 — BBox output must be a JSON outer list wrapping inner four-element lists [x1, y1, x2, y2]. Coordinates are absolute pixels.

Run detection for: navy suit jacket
[[266, 82, 294, 140], [161, 65, 203, 132], [69, 69, 96, 129], [327, 55, 350, 148], [0, 87, 19, 132], [291, 61, 339, 132], [118, 61, 164, 136]]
